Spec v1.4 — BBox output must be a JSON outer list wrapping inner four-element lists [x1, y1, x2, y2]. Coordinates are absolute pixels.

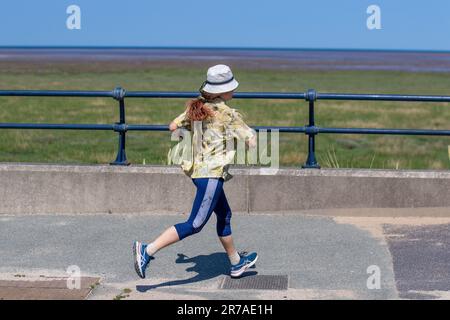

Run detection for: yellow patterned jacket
[[168, 97, 256, 181]]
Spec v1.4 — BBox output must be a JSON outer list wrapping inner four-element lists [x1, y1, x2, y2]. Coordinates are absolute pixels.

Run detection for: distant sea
[[1, 47, 450, 73]]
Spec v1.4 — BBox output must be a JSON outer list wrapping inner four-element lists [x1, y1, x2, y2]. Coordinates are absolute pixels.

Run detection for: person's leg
[[214, 188, 258, 277], [145, 226, 179, 256], [134, 227, 178, 279], [148, 178, 224, 255], [219, 235, 236, 256], [134, 178, 224, 278], [219, 235, 240, 265], [214, 189, 240, 265]]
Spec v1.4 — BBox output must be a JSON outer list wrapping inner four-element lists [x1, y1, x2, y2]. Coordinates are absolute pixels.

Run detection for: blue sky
[[0, 0, 449, 50]]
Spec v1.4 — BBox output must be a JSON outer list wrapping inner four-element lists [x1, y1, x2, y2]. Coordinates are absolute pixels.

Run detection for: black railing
[[1, 88, 450, 168]]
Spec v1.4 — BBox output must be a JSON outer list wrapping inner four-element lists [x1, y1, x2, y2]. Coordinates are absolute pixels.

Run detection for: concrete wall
[[0, 163, 449, 215]]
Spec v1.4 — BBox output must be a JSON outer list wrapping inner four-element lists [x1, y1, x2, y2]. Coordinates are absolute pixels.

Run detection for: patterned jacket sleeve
[[226, 108, 256, 141], [171, 110, 190, 129]]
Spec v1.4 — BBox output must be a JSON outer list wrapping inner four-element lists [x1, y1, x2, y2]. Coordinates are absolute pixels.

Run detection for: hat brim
[[202, 79, 239, 94]]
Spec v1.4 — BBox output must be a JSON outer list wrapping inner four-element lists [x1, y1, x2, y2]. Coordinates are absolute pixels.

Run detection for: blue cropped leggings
[[174, 178, 232, 240]]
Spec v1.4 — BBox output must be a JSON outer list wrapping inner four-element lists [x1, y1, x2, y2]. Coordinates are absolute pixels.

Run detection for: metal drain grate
[[221, 275, 288, 290]]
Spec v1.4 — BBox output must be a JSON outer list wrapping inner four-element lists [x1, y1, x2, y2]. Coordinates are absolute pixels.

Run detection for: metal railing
[[1, 87, 450, 168]]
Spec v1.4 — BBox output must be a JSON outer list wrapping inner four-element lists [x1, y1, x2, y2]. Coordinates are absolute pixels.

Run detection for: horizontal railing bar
[[0, 123, 307, 132], [317, 127, 450, 136], [127, 124, 168, 131], [124, 92, 197, 99], [2, 90, 450, 102], [124, 125, 307, 132], [317, 93, 450, 102], [0, 123, 114, 130], [1, 123, 449, 136], [125, 92, 308, 99], [0, 90, 307, 99], [253, 126, 306, 132], [0, 90, 113, 98], [234, 92, 308, 99]]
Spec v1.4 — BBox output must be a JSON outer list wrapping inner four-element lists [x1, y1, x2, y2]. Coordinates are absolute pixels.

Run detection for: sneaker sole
[[230, 255, 258, 278], [133, 242, 145, 279]]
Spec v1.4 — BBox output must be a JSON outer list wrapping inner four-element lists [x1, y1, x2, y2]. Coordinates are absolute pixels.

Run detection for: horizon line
[[1, 45, 450, 54]]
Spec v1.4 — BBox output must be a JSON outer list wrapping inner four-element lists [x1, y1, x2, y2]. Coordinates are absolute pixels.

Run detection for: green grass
[[113, 288, 132, 300], [0, 62, 449, 170]]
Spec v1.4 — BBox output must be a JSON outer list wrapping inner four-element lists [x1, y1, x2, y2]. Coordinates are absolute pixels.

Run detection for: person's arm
[[227, 109, 257, 149], [169, 110, 189, 132], [247, 132, 257, 148]]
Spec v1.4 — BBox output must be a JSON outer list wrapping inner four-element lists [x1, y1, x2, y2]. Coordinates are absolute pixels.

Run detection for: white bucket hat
[[201, 64, 239, 94]]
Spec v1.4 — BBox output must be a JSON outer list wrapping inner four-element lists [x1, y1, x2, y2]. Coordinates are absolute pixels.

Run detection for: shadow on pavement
[[136, 252, 257, 292]]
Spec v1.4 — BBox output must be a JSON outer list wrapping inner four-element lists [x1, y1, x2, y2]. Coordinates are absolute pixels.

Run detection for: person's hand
[[169, 121, 178, 132], [246, 134, 257, 149]]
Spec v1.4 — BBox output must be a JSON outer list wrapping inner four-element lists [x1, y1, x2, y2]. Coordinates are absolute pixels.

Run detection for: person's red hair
[[185, 91, 218, 121]]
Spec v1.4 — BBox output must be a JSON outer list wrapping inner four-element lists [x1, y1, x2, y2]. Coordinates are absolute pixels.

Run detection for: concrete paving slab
[[384, 223, 450, 299], [0, 276, 99, 300]]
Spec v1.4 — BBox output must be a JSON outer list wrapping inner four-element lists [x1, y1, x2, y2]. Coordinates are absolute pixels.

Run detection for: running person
[[133, 64, 258, 279]]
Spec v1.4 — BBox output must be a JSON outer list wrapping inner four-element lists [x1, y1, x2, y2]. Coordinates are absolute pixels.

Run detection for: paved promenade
[[1, 208, 449, 300]]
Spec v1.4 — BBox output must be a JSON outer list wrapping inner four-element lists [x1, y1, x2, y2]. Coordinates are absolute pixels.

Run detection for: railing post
[[302, 89, 321, 169], [110, 87, 130, 166]]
